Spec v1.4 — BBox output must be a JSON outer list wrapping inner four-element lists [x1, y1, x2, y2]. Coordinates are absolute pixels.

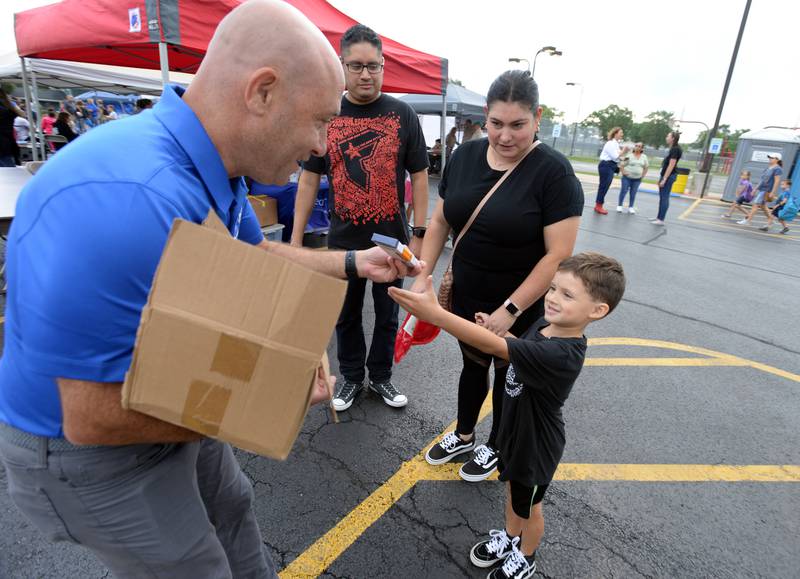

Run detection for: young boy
[[761, 179, 795, 234], [389, 252, 626, 579]]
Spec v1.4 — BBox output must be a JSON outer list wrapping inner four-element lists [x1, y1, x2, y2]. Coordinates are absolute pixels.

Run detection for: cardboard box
[[121, 210, 346, 459], [248, 195, 278, 227]]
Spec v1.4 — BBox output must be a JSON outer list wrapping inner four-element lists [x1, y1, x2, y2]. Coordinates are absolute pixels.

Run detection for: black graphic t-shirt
[[660, 145, 683, 177], [304, 94, 428, 250], [497, 318, 587, 487]]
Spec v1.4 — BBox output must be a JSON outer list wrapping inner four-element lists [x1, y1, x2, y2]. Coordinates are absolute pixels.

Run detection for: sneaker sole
[[425, 441, 476, 465], [470, 545, 506, 568], [459, 463, 498, 482], [332, 398, 355, 412], [369, 386, 408, 408]]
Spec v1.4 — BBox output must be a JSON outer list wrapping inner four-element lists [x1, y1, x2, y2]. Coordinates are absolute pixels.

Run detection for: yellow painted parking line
[[424, 463, 800, 483], [678, 197, 703, 220], [279, 339, 800, 578]]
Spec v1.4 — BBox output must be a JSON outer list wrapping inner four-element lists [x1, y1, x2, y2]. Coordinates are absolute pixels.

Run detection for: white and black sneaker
[[332, 380, 363, 411], [425, 431, 475, 465], [369, 381, 408, 408], [470, 529, 515, 568], [459, 444, 499, 482], [488, 541, 536, 579]]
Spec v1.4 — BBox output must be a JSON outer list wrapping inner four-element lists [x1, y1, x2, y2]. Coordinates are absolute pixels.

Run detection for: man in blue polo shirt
[[0, 2, 420, 577]]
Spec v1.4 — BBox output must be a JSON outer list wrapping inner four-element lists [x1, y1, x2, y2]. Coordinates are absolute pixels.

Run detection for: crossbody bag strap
[[451, 140, 540, 254]]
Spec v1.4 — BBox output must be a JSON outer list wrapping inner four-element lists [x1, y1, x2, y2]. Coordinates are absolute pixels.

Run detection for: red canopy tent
[[14, 0, 448, 95]]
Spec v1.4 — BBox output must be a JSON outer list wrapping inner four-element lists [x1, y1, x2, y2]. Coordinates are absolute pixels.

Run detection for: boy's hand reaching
[[388, 276, 443, 324]]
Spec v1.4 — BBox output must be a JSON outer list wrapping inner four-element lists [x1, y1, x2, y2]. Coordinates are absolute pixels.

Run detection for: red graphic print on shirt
[[327, 113, 401, 225]]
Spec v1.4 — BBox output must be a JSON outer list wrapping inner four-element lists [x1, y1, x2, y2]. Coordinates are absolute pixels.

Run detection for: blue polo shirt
[[0, 85, 263, 437]]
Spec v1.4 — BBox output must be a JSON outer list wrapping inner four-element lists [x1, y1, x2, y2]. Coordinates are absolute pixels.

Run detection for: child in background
[[723, 170, 753, 219], [389, 253, 626, 579], [761, 179, 796, 234]]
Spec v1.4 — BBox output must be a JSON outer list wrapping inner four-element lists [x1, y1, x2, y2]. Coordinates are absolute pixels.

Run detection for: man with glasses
[[292, 24, 429, 413]]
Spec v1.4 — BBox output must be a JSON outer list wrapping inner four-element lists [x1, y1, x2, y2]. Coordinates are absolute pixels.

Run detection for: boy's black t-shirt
[[439, 139, 584, 309], [303, 94, 429, 250], [498, 318, 587, 487], [660, 145, 683, 176]]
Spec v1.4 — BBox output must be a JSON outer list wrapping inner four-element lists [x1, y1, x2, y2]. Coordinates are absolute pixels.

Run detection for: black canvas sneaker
[[369, 381, 408, 408], [459, 444, 499, 482], [470, 529, 515, 568], [332, 380, 363, 411], [425, 431, 475, 465], [487, 542, 536, 579]]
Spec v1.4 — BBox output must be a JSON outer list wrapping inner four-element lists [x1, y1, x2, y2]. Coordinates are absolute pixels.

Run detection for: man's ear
[[244, 67, 278, 115], [589, 301, 610, 321]]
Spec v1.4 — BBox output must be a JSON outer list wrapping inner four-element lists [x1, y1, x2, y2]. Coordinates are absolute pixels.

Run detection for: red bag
[[394, 313, 440, 363]]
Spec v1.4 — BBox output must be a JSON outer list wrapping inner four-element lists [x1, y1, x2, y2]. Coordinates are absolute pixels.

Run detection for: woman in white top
[[617, 142, 648, 213], [594, 126, 627, 214]]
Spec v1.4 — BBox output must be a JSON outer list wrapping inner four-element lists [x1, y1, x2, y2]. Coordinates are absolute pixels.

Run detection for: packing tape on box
[[182, 379, 232, 437]]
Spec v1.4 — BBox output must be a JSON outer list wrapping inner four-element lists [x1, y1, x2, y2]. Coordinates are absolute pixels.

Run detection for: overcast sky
[[3, 0, 797, 141]]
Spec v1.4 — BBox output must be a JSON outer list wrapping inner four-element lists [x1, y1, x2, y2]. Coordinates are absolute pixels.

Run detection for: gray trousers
[[0, 434, 276, 578]]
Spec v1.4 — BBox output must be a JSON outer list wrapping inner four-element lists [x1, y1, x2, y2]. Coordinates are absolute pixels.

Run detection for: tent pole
[[20, 57, 39, 162], [28, 65, 46, 160], [158, 42, 170, 86], [439, 92, 447, 175]]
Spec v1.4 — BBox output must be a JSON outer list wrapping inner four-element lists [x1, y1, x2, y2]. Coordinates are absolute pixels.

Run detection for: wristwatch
[[412, 227, 427, 239], [344, 250, 359, 280], [503, 299, 522, 318]]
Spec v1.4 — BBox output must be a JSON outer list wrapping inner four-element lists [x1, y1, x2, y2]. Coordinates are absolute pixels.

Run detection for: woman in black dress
[[411, 70, 584, 482]]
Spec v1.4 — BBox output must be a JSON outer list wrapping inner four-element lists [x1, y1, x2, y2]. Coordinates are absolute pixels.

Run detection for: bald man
[[0, 2, 419, 577]]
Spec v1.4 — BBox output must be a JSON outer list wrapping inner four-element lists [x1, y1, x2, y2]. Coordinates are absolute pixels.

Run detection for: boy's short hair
[[558, 252, 626, 314], [783, 178, 792, 186]]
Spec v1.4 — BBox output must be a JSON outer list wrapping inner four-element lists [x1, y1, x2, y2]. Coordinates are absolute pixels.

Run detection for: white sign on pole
[[551, 124, 562, 138], [708, 138, 723, 154]]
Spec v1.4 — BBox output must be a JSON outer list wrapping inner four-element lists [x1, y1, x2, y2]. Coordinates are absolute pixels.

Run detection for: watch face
[[505, 301, 519, 316]]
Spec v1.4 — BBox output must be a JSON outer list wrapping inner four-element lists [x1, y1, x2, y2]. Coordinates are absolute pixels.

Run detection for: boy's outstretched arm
[[388, 276, 510, 361]]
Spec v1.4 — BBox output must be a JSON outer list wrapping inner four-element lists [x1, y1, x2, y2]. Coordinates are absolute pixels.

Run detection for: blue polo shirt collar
[[153, 85, 242, 226]]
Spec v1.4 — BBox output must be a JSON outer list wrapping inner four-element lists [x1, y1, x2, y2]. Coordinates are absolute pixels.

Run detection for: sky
[[2, 0, 798, 143]]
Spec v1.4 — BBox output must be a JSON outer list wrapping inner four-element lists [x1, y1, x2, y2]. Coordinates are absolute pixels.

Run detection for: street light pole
[[700, 0, 752, 199], [531, 46, 560, 78], [507, 57, 531, 74], [566, 82, 584, 157]]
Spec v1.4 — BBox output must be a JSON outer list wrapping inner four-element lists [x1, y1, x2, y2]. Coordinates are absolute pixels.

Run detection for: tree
[[632, 110, 675, 148], [540, 104, 563, 122], [582, 104, 634, 140]]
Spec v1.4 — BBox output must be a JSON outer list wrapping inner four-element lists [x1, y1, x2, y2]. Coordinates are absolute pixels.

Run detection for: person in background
[[135, 98, 154, 113], [738, 153, 783, 226], [291, 24, 429, 412], [594, 127, 627, 214], [429, 138, 443, 173], [106, 104, 119, 120], [53, 111, 78, 150], [74, 100, 87, 133], [722, 170, 753, 219], [446, 125, 459, 158], [62, 95, 77, 118], [761, 178, 795, 234], [41, 108, 56, 135], [651, 130, 682, 226], [84, 98, 98, 127], [411, 70, 583, 483], [0, 88, 25, 166], [13, 105, 31, 143], [617, 142, 648, 214]]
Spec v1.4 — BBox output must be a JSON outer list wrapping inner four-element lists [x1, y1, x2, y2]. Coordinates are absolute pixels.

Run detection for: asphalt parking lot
[[1, 175, 798, 578]]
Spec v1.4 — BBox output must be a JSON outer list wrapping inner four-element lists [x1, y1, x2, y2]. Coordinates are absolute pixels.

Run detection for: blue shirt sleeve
[[238, 197, 264, 245], [12, 182, 183, 382]]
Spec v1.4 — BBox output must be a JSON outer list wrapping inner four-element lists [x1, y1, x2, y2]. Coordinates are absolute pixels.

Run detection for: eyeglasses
[[343, 61, 384, 74]]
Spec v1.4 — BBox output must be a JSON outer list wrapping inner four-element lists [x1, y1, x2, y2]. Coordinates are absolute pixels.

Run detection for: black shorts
[[772, 205, 783, 217], [509, 480, 549, 519]]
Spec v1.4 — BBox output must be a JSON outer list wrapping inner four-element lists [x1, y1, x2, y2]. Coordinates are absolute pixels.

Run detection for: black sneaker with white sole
[[460, 444, 499, 482], [332, 380, 363, 411], [487, 541, 536, 579], [425, 431, 475, 465], [470, 529, 515, 568], [369, 381, 408, 408]]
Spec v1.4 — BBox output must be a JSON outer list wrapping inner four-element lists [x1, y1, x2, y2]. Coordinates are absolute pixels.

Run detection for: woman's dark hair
[[340, 24, 382, 57], [47, 108, 56, 118], [669, 130, 680, 144], [486, 70, 539, 112], [0, 88, 13, 110], [777, 159, 783, 167], [57, 111, 70, 123]]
